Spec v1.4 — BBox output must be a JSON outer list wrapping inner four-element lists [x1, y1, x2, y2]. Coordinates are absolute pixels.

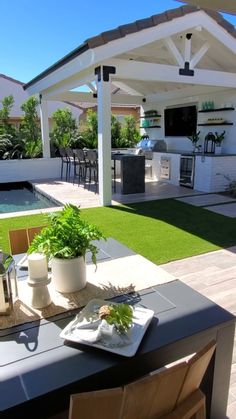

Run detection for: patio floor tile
[[176, 193, 236, 206], [204, 202, 236, 217]]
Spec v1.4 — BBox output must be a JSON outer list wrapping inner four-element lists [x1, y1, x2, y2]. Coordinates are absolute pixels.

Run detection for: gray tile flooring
[[205, 202, 236, 218], [176, 193, 236, 218], [176, 193, 236, 206]]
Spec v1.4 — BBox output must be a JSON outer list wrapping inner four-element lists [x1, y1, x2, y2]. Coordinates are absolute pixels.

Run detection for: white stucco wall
[[0, 158, 61, 183]]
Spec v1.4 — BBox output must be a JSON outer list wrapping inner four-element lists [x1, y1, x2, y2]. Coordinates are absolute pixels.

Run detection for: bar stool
[[59, 147, 70, 181], [65, 148, 75, 181], [73, 149, 86, 185], [85, 149, 98, 191]]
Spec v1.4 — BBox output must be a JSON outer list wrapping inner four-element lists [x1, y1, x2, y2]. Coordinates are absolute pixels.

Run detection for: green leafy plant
[[121, 115, 140, 147], [28, 204, 105, 264], [0, 95, 16, 136], [187, 131, 201, 145], [214, 131, 225, 145], [99, 303, 133, 334], [20, 96, 41, 142], [50, 108, 77, 152]]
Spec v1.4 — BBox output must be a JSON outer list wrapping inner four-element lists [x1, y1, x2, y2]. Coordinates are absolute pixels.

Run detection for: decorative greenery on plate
[[99, 303, 133, 334]]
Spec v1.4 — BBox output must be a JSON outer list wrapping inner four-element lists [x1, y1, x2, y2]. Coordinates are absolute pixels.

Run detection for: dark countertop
[[153, 150, 236, 157]]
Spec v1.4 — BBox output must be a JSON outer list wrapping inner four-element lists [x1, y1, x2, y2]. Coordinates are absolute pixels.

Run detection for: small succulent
[[214, 131, 225, 145], [99, 303, 133, 334]]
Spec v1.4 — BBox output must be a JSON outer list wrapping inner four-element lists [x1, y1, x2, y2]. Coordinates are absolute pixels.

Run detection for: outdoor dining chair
[[68, 339, 216, 419], [9, 226, 45, 254]]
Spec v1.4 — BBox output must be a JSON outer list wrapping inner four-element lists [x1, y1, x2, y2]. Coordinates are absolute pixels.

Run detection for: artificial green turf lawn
[[1, 199, 236, 264]]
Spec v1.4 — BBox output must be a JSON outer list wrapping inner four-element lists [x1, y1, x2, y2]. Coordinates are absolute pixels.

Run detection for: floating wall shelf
[[198, 107, 235, 113], [198, 122, 233, 126], [140, 125, 161, 129], [140, 114, 161, 118]]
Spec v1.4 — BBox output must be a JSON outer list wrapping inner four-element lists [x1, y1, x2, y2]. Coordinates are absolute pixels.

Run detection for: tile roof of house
[[24, 5, 236, 90]]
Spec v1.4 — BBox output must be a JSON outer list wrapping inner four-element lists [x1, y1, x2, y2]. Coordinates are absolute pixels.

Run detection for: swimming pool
[[0, 182, 60, 214]]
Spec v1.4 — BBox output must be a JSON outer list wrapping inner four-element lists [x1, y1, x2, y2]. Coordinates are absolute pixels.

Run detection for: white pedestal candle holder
[[27, 253, 51, 309]]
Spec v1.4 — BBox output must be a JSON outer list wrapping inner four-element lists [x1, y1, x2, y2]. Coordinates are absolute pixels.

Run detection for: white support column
[[39, 97, 51, 158], [96, 66, 114, 206]]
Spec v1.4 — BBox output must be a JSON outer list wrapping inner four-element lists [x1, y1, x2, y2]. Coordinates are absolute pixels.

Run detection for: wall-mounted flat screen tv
[[164, 105, 197, 136]]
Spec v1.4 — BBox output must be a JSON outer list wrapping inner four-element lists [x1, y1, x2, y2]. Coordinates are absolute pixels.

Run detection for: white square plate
[[60, 298, 154, 357]]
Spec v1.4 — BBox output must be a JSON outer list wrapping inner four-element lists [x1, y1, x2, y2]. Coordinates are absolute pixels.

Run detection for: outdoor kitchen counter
[[151, 151, 236, 192], [153, 149, 236, 156], [112, 153, 145, 194]]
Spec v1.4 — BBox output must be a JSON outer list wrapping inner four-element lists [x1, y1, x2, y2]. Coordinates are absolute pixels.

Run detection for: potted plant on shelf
[[214, 131, 225, 154], [187, 131, 201, 152], [28, 204, 106, 293]]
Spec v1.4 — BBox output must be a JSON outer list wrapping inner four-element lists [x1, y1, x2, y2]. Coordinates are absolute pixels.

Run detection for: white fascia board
[[107, 58, 236, 88], [26, 50, 95, 95], [196, 13, 236, 55], [48, 91, 143, 105]]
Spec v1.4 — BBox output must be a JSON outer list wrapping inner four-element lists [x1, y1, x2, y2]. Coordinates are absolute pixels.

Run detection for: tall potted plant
[[28, 204, 105, 293]]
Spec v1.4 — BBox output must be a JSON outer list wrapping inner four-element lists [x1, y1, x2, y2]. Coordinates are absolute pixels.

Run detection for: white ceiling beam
[[190, 42, 210, 68], [112, 81, 143, 96], [164, 37, 184, 66], [47, 91, 143, 105], [107, 58, 236, 88], [146, 85, 231, 102], [86, 82, 97, 93], [40, 72, 96, 99], [184, 34, 192, 63]]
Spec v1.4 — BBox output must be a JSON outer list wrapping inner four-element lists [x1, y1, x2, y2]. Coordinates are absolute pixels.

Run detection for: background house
[[0, 73, 83, 129]]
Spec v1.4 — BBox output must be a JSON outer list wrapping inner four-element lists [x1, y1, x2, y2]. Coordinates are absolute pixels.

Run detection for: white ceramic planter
[[51, 256, 86, 293]]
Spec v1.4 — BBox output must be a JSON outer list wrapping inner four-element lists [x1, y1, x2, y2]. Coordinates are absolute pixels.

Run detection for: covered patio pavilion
[[24, 4, 236, 206]]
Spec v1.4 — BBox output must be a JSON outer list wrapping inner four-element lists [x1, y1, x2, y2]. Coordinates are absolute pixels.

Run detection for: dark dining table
[[0, 239, 235, 419]]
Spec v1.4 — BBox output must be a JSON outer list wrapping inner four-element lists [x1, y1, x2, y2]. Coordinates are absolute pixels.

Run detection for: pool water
[[0, 182, 60, 214]]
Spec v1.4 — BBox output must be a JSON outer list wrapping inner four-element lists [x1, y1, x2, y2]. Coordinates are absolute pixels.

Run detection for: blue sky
[[1, 0, 236, 83]]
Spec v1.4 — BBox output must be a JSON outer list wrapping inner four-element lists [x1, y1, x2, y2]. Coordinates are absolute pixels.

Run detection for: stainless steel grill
[[136, 138, 167, 153]]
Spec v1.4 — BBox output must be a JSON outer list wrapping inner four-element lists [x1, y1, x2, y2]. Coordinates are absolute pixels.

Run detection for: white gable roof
[[24, 5, 236, 104]]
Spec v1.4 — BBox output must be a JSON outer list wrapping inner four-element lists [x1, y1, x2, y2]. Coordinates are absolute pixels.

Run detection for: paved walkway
[[176, 193, 236, 218], [160, 247, 236, 418]]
